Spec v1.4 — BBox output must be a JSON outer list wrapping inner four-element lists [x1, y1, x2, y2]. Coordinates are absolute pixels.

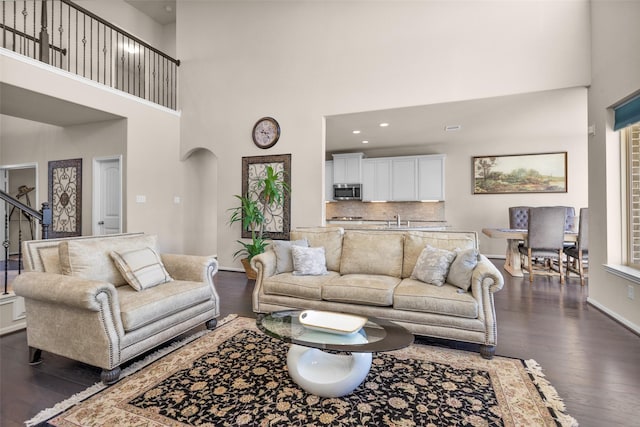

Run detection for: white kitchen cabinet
[[325, 160, 334, 201], [391, 157, 418, 201], [362, 158, 391, 201], [332, 153, 364, 184], [417, 155, 445, 200]]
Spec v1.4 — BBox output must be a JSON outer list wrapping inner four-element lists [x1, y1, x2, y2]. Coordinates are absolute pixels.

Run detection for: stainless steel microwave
[[333, 184, 362, 200]]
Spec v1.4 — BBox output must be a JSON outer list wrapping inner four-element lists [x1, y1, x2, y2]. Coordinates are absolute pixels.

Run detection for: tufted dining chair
[[509, 206, 531, 230], [518, 206, 567, 284], [565, 207, 588, 285]]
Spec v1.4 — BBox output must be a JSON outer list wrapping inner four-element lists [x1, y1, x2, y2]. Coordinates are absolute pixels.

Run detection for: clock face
[[252, 117, 280, 149]]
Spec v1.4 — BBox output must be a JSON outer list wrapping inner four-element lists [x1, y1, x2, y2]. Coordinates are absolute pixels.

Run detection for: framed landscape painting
[[473, 152, 567, 194]]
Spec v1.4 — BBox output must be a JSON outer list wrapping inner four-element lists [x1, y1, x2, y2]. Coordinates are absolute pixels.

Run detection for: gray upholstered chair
[[509, 206, 531, 229], [565, 207, 588, 285], [518, 206, 567, 283]]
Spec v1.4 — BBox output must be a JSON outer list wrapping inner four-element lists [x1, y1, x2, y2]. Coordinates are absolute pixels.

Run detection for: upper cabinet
[[362, 154, 445, 202], [362, 158, 391, 201], [417, 155, 445, 200], [332, 153, 364, 184]]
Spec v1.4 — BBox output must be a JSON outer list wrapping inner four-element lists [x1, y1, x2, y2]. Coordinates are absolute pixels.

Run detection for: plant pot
[[241, 258, 257, 280]]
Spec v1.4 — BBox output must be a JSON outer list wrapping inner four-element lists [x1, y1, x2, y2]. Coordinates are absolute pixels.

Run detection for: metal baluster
[[82, 13, 85, 76], [21, 1, 26, 55], [74, 8, 77, 74], [2, 1, 6, 49], [32, 0, 35, 58], [3, 204, 8, 295], [103, 24, 106, 85], [89, 16, 92, 79]]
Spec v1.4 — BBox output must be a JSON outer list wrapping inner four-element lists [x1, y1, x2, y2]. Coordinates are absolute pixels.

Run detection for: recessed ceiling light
[[362, 140, 369, 144], [379, 123, 389, 127], [444, 125, 462, 131], [352, 130, 361, 134]]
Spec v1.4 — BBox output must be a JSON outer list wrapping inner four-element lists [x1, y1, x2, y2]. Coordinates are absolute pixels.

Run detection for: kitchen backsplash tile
[[326, 201, 445, 221]]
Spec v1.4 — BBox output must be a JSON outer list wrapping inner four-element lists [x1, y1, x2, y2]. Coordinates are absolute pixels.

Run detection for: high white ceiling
[[124, 0, 176, 25], [325, 90, 571, 155]]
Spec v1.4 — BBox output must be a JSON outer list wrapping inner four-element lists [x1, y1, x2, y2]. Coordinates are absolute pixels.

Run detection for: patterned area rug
[[33, 316, 577, 426]]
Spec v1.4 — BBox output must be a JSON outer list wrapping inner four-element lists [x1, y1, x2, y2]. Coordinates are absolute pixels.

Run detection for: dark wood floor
[[2, 263, 639, 427]]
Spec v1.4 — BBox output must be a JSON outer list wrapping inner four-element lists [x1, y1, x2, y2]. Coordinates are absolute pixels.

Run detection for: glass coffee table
[[256, 310, 414, 397]]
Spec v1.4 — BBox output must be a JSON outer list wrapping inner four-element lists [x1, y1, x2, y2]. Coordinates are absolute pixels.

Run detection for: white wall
[[588, 1, 640, 330], [177, 0, 591, 269]]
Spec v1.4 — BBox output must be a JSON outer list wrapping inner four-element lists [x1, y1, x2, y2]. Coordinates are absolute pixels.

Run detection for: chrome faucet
[[396, 214, 401, 227]]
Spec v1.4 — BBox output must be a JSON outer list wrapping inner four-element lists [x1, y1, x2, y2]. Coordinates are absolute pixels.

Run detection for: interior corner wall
[[588, 1, 640, 329], [177, 0, 591, 270]]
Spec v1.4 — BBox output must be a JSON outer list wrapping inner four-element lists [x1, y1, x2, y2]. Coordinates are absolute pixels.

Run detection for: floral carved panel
[[241, 154, 291, 240], [48, 158, 82, 238]]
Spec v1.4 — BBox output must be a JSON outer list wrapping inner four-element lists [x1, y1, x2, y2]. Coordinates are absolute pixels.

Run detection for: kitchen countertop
[[325, 218, 448, 231]]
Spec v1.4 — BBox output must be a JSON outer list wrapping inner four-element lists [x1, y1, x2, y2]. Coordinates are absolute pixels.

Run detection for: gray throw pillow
[[446, 248, 479, 291], [291, 246, 328, 276], [410, 245, 456, 286], [272, 239, 309, 274]]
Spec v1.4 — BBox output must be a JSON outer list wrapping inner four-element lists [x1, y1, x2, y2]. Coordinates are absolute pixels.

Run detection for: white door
[[94, 157, 122, 235]]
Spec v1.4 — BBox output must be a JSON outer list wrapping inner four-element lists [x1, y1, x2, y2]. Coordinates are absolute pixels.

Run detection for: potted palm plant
[[229, 165, 290, 279]]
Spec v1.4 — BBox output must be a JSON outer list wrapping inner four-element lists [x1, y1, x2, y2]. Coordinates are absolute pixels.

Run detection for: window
[[626, 123, 640, 267]]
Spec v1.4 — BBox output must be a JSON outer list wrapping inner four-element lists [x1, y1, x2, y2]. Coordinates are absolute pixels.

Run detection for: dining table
[[482, 228, 578, 277]]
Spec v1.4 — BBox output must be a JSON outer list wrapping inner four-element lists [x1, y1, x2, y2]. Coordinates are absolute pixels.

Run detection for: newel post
[[41, 202, 51, 239], [39, 0, 49, 63]]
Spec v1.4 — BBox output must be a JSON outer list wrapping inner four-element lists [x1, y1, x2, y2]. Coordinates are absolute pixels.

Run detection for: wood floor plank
[[1, 268, 639, 426]]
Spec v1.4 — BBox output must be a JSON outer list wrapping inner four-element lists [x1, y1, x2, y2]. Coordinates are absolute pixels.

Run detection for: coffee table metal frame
[[256, 310, 414, 397]]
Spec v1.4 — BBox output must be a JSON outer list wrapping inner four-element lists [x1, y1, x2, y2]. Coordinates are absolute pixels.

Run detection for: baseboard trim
[[587, 297, 640, 335]]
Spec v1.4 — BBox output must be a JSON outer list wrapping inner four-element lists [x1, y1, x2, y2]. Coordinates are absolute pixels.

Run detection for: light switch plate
[[136, 195, 146, 203]]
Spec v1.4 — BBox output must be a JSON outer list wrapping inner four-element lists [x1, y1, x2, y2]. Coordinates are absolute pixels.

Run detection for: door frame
[[92, 155, 123, 235]]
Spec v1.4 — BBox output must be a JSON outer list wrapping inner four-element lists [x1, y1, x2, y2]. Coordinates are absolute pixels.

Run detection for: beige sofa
[[252, 228, 504, 358], [13, 233, 220, 384]]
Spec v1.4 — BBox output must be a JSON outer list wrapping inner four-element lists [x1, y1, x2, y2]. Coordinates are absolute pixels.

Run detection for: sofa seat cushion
[[340, 231, 404, 277], [393, 278, 478, 319], [118, 280, 213, 332], [322, 274, 401, 306], [263, 271, 340, 300]]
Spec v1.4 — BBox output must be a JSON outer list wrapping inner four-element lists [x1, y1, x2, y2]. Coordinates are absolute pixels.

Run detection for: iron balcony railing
[[1, 0, 179, 110]]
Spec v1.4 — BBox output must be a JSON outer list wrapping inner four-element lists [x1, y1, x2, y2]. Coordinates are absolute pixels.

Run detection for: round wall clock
[[252, 117, 280, 149]]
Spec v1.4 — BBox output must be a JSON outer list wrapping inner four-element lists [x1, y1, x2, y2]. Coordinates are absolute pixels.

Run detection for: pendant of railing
[[38, 0, 48, 63]]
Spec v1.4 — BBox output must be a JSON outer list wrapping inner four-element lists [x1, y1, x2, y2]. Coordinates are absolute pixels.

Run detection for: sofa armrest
[[471, 255, 504, 294], [13, 272, 120, 312], [251, 250, 277, 281], [161, 254, 218, 283]]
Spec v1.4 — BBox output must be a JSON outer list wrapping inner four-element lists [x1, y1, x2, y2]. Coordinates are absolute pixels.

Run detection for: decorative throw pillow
[[272, 239, 309, 274], [291, 246, 328, 276], [446, 248, 479, 291], [110, 247, 173, 291], [410, 245, 456, 286]]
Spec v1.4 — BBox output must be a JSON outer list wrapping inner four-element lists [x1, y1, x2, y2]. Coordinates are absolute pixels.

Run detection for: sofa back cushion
[[402, 231, 477, 278], [340, 231, 404, 277], [290, 228, 343, 272], [59, 234, 159, 286]]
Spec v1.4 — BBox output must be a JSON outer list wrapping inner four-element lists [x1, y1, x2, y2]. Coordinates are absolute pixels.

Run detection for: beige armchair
[[13, 233, 220, 384]]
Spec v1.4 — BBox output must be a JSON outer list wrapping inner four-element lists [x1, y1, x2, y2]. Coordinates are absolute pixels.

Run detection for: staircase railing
[[1, 189, 51, 295], [1, 0, 179, 110]]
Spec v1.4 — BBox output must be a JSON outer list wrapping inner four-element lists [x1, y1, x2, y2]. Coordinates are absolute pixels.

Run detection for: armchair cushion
[[59, 234, 159, 286], [111, 247, 173, 291]]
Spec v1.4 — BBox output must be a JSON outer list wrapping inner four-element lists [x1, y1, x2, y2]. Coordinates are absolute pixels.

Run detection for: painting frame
[[48, 158, 82, 238], [473, 152, 567, 194], [241, 154, 291, 240]]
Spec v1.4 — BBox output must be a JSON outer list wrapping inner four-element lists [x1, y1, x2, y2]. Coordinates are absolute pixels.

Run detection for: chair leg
[[101, 366, 122, 385], [528, 248, 534, 283], [28, 347, 42, 365], [559, 249, 564, 284]]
